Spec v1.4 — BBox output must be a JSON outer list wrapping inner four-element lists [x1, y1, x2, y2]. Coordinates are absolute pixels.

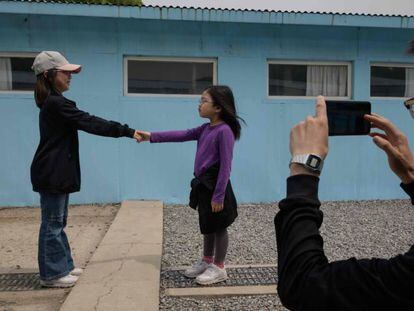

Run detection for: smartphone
[[325, 100, 371, 136]]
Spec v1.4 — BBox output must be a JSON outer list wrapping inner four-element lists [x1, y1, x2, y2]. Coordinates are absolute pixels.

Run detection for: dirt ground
[[0, 204, 119, 311]]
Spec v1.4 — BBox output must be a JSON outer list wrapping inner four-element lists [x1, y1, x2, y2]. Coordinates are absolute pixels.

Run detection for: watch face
[[306, 155, 321, 169]]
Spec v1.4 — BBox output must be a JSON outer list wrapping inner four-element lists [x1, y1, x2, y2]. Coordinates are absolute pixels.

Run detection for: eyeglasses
[[404, 97, 414, 118], [199, 98, 214, 104]]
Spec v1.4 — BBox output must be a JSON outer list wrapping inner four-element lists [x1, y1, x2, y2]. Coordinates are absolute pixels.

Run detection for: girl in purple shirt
[[137, 85, 244, 285]]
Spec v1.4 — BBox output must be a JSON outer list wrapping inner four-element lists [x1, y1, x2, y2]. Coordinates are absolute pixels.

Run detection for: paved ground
[[60, 201, 163, 311], [0, 204, 119, 311], [1, 199, 413, 311]]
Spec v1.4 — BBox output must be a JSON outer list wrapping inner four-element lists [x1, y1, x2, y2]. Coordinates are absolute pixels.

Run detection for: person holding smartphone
[[275, 96, 414, 310]]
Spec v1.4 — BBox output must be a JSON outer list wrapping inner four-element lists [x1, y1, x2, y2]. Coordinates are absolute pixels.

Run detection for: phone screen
[[325, 100, 371, 136]]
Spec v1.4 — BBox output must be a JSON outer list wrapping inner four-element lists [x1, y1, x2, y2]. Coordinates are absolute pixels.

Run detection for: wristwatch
[[289, 154, 324, 174]]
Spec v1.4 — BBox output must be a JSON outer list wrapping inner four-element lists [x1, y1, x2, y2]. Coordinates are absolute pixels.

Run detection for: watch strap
[[290, 154, 324, 173]]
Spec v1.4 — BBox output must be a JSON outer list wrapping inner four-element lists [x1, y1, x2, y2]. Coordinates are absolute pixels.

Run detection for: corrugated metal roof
[[5, 0, 414, 17], [143, 5, 412, 18], [143, 0, 414, 18], [2, 0, 414, 29], [6, 0, 143, 5]]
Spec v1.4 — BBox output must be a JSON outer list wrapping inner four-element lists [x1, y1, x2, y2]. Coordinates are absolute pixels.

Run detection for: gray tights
[[203, 228, 229, 264]]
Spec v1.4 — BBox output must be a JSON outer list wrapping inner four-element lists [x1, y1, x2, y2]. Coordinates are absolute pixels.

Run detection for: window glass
[[0, 57, 35, 91], [127, 59, 215, 95], [370, 65, 414, 97], [269, 63, 349, 97]]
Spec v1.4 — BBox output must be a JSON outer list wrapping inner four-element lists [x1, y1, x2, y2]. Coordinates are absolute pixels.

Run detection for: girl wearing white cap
[[31, 51, 140, 287]]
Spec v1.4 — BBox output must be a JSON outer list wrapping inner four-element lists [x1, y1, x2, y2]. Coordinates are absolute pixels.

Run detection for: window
[[268, 61, 351, 98], [0, 55, 36, 92], [125, 57, 217, 96], [370, 64, 414, 98]]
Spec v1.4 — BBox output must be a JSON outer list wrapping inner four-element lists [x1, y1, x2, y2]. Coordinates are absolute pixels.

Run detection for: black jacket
[[275, 175, 414, 311], [31, 92, 135, 194], [189, 164, 238, 234]]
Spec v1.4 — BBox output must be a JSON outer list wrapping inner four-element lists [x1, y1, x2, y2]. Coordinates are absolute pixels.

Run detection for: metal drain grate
[[161, 266, 277, 288], [0, 273, 43, 291]]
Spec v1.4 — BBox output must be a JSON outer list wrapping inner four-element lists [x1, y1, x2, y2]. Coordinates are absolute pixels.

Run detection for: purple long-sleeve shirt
[[150, 122, 235, 203]]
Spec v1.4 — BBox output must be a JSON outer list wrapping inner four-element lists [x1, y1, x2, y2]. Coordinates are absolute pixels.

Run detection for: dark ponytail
[[204, 85, 245, 140], [34, 70, 57, 108]]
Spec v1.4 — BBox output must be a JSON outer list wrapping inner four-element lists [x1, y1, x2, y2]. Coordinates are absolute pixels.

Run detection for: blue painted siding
[[1, 12, 414, 206]]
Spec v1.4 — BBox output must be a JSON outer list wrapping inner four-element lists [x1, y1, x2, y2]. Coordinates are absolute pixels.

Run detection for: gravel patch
[[161, 200, 414, 310], [162, 204, 279, 268], [321, 200, 414, 261]]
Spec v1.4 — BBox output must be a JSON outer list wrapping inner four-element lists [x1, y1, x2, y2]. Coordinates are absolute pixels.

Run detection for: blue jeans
[[38, 193, 74, 280]]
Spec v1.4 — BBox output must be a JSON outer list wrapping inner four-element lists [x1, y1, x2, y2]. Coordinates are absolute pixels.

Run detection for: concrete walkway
[[60, 200, 163, 311], [0, 204, 119, 311]]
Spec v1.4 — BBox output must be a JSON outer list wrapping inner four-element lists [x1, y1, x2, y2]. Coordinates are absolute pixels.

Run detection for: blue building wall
[[1, 12, 414, 206]]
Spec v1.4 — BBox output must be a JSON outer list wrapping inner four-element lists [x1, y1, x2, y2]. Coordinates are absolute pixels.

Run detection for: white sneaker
[[70, 267, 83, 276], [196, 264, 228, 285], [40, 274, 78, 288], [183, 260, 209, 278]]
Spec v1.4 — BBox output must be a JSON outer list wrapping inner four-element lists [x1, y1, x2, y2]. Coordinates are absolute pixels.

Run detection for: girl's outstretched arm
[[137, 124, 207, 143]]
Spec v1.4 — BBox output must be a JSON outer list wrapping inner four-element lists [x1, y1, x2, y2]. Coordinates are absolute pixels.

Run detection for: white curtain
[[405, 68, 414, 97], [0, 57, 12, 91], [306, 65, 347, 96]]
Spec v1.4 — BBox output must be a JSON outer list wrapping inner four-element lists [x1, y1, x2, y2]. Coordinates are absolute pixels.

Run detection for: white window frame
[[370, 62, 414, 100], [267, 60, 352, 100], [0, 52, 37, 94], [124, 56, 218, 97]]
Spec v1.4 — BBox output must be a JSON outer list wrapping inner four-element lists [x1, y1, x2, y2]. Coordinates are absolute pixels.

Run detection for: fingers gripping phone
[[326, 100, 371, 136]]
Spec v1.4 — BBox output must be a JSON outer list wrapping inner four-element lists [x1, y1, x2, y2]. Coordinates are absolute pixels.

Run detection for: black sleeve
[[400, 181, 414, 205], [275, 174, 414, 311], [51, 97, 135, 138]]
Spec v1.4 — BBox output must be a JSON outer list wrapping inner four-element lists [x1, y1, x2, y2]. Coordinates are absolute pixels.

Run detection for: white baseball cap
[[32, 51, 81, 76]]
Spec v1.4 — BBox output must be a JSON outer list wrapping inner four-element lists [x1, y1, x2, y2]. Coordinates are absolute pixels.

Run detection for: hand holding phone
[[326, 100, 371, 136]]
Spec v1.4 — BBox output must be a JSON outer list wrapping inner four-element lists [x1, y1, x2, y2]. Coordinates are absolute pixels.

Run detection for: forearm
[[212, 129, 234, 203], [150, 128, 201, 143], [150, 130, 193, 143], [77, 114, 134, 138], [275, 175, 325, 293], [212, 168, 230, 203], [55, 100, 134, 138], [275, 175, 414, 310]]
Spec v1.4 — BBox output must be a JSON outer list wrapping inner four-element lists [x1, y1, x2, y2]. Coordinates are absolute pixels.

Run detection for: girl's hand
[[133, 130, 143, 142], [135, 130, 151, 142], [211, 201, 224, 213], [365, 113, 414, 184]]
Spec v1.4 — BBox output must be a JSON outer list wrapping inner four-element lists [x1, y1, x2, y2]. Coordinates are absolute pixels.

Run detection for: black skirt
[[189, 164, 238, 234]]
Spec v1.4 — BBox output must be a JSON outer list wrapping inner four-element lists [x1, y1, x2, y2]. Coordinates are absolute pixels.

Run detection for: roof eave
[[1, 2, 414, 29]]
